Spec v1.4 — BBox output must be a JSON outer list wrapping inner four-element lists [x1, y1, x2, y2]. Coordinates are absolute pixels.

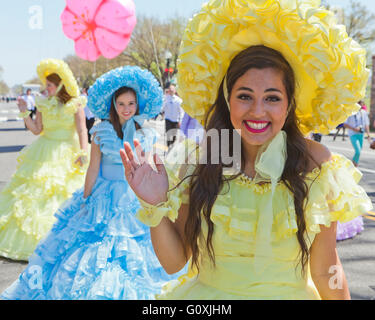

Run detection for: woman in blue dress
[[1, 66, 186, 300]]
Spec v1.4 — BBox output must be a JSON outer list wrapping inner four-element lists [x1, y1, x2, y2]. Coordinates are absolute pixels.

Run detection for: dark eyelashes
[[236, 94, 281, 102], [267, 96, 281, 102], [237, 94, 251, 100]]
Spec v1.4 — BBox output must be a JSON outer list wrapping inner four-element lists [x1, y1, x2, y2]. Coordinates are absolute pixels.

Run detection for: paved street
[[0, 101, 374, 299]]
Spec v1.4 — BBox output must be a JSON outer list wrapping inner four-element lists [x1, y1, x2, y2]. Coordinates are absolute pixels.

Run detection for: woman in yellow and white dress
[[120, 0, 373, 300], [0, 59, 89, 261]]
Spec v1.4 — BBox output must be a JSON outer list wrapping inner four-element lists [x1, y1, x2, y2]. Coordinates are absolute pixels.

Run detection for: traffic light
[[164, 68, 174, 75]]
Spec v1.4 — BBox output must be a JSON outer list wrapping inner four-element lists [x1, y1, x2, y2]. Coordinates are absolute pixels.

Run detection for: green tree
[[120, 16, 187, 87], [24, 77, 42, 85], [0, 66, 10, 95], [0, 81, 9, 95], [343, 0, 375, 48]]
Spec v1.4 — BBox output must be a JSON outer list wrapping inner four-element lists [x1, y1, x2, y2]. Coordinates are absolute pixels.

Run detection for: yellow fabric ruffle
[[210, 153, 372, 243], [177, 0, 369, 135], [35, 96, 87, 142], [37, 59, 80, 97], [154, 152, 372, 300], [304, 154, 372, 233], [0, 96, 89, 261], [36, 96, 86, 116], [137, 196, 181, 228], [0, 136, 88, 261]]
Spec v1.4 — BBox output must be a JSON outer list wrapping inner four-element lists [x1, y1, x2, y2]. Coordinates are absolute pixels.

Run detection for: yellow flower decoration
[[37, 59, 80, 97], [177, 0, 369, 135]]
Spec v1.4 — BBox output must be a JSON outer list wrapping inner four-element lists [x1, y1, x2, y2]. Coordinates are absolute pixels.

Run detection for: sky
[[0, 0, 374, 89]]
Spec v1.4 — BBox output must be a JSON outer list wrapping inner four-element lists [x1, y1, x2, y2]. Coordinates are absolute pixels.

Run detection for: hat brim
[[87, 66, 163, 120], [177, 0, 369, 135], [37, 59, 80, 97]]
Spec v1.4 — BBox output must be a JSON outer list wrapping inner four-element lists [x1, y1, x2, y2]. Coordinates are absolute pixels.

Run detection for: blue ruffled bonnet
[[87, 66, 163, 120]]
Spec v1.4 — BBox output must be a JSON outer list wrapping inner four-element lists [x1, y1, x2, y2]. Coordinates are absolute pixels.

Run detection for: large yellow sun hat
[[177, 0, 369, 135], [37, 59, 80, 97]]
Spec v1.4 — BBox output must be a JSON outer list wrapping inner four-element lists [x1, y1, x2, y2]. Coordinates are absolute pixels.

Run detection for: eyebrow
[[237, 87, 282, 93]]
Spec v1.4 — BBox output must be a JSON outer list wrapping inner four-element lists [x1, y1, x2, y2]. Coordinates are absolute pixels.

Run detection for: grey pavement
[[0, 100, 374, 299]]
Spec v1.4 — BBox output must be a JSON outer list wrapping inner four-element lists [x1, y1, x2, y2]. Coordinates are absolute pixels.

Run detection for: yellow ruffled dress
[[138, 153, 373, 300], [0, 96, 88, 261]]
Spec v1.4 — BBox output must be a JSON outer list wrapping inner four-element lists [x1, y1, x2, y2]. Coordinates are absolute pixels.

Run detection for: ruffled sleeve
[[63, 96, 87, 115], [136, 139, 198, 227], [305, 153, 373, 234], [90, 121, 123, 163]]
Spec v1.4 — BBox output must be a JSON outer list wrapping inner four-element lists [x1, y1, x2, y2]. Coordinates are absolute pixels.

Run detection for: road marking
[[364, 215, 375, 221], [329, 145, 374, 156], [364, 211, 375, 221], [0, 117, 23, 122], [358, 167, 375, 174]]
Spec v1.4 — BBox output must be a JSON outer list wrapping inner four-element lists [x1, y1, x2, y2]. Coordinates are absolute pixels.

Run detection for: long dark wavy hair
[[109, 86, 141, 139], [184, 45, 318, 276], [46, 73, 73, 104]]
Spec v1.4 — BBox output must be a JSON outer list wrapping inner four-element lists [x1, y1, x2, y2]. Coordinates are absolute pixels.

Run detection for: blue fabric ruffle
[[1, 121, 184, 300], [90, 120, 158, 163], [87, 66, 163, 120], [1, 175, 186, 300]]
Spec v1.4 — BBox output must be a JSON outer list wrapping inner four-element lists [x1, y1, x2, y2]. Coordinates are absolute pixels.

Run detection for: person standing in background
[[162, 83, 184, 148], [344, 101, 371, 167], [333, 123, 346, 141], [19, 89, 36, 123], [82, 87, 96, 143]]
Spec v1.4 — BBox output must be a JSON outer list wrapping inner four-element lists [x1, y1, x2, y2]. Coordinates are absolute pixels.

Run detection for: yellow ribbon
[[223, 73, 288, 272], [253, 130, 287, 273]]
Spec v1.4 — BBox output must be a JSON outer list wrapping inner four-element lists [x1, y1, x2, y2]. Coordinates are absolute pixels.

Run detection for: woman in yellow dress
[[0, 59, 89, 261], [120, 0, 373, 299]]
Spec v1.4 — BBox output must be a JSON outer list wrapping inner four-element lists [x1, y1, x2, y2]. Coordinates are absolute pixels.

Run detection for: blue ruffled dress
[[1, 121, 187, 300]]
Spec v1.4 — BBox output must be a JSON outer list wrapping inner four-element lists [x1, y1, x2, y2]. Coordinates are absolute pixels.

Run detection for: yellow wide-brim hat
[[37, 58, 80, 97], [177, 0, 369, 135]]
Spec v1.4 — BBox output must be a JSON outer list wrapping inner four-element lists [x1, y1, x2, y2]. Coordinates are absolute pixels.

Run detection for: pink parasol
[[61, 0, 136, 61]]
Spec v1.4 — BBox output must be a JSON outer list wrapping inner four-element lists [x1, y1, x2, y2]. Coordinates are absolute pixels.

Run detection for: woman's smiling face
[[229, 67, 289, 148], [115, 91, 137, 125], [46, 80, 57, 97]]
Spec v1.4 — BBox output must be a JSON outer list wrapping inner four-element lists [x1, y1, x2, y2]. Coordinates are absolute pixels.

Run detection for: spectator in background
[[18, 89, 36, 129], [162, 83, 184, 148], [22, 89, 37, 119], [344, 101, 371, 167], [333, 123, 346, 141], [82, 87, 95, 143]]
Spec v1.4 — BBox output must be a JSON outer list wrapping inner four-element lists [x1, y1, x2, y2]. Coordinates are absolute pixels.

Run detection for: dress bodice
[[35, 96, 87, 141], [90, 121, 157, 181], [137, 140, 373, 299]]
